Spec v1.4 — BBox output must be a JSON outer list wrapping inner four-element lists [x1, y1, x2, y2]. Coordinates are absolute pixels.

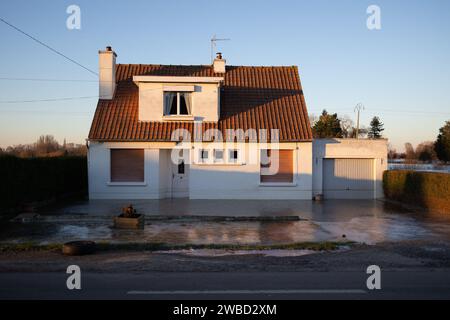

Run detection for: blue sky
[[1, 0, 449, 151]]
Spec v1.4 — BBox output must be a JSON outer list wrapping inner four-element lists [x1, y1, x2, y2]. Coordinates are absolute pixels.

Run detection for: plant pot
[[62, 241, 96, 256], [314, 194, 324, 201], [113, 214, 144, 229]]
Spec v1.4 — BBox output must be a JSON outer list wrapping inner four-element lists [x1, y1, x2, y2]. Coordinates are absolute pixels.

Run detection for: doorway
[[171, 149, 189, 198]]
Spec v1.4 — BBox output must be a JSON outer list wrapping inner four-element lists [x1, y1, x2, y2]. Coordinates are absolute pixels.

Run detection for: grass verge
[[0, 241, 354, 253], [0, 242, 62, 252]]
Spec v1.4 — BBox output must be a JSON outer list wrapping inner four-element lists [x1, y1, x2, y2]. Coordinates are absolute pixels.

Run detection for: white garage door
[[323, 158, 375, 199]]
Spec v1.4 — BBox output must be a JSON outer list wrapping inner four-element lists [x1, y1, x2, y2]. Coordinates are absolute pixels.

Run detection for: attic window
[[164, 92, 191, 115]]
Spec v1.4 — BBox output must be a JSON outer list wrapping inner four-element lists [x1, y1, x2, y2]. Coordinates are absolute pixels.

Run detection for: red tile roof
[[88, 64, 312, 142]]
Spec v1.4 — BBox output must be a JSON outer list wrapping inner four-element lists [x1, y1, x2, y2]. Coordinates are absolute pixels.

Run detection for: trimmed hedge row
[[0, 155, 87, 212], [383, 170, 450, 214]]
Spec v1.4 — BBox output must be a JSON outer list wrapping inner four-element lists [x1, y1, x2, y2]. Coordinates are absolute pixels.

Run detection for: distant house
[[87, 47, 387, 200]]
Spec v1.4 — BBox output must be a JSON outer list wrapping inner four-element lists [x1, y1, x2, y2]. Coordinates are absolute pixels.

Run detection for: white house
[[88, 47, 387, 200]]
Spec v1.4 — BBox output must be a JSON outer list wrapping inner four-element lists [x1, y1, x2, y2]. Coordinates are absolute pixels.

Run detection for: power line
[[0, 77, 98, 82], [0, 95, 100, 104], [0, 86, 163, 104], [371, 108, 450, 115], [0, 111, 92, 116], [0, 109, 91, 114], [0, 17, 98, 76], [310, 108, 450, 116]]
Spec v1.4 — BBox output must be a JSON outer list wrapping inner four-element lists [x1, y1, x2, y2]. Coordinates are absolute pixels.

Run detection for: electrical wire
[[0, 77, 98, 82], [0, 17, 98, 76], [0, 96, 100, 103]]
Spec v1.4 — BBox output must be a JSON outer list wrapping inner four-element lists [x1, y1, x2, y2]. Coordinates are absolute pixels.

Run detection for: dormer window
[[164, 92, 191, 116]]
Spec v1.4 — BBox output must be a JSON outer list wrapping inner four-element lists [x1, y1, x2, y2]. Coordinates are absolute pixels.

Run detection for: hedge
[[383, 170, 450, 214], [0, 155, 87, 212]]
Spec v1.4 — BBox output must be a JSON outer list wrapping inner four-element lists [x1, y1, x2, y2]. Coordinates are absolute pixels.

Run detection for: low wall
[[383, 170, 450, 214]]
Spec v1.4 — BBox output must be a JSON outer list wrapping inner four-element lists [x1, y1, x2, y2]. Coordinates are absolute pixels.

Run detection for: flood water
[[1, 200, 450, 245]]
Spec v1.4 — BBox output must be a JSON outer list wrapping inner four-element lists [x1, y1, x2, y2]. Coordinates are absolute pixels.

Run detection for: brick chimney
[[213, 52, 226, 73], [98, 46, 117, 99]]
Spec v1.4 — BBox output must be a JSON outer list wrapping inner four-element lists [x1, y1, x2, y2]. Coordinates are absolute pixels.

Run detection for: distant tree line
[[309, 109, 450, 164], [310, 110, 383, 139], [388, 121, 450, 163], [389, 142, 437, 162], [0, 135, 87, 158]]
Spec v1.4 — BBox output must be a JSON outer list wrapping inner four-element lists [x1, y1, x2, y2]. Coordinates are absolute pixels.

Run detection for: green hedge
[[0, 155, 87, 212], [383, 170, 450, 214]]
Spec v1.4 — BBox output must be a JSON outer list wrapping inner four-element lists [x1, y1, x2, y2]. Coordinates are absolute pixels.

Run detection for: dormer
[[134, 75, 224, 122]]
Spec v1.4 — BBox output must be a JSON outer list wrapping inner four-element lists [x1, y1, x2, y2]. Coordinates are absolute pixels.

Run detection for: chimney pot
[[106, 46, 112, 51], [213, 52, 226, 73]]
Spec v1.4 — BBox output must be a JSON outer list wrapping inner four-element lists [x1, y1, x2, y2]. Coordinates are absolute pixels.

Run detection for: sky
[[0, 0, 450, 151]]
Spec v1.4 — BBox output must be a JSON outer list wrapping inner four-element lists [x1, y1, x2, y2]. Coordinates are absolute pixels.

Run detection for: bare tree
[[339, 115, 354, 138], [1, 135, 86, 158], [388, 143, 397, 159], [416, 141, 437, 162], [404, 142, 416, 163], [309, 114, 318, 127]]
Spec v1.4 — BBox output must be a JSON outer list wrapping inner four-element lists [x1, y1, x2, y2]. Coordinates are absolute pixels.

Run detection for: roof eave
[[133, 75, 224, 84]]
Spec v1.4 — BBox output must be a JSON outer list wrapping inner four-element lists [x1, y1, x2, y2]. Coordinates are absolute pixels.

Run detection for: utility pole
[[354, 103, 364, 139]]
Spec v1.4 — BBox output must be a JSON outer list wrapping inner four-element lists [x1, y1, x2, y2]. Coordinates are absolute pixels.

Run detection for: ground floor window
[[110, 149, 144, 182], [229, 149, 239, 162], [260, 149, 293, 183], [199, 149, 209, 162]]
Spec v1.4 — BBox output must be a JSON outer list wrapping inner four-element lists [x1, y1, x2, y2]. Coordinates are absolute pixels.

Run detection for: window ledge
[[107, 182, 147, 186], [162, 115, 194, 121], [194, 162, 245, 166], [259, 182, 297, 187]]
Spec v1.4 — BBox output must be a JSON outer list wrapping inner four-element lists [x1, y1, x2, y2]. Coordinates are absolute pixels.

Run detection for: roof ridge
[[116, 63, 298, 69]]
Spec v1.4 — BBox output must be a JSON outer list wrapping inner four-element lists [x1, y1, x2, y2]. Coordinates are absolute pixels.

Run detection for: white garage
[[322, 158, 375, 199], [313, 139, 388, 199]]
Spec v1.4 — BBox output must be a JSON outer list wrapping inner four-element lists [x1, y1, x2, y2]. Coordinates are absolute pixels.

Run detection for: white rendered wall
[[88, 142, 173, 199], [88, 141, 313, 200], [189, 142, 313, 200], [138, 82, 220, 122], [88, 139, 386, 200], [312, 139, 388, 199], [158, 149, 172, 198]]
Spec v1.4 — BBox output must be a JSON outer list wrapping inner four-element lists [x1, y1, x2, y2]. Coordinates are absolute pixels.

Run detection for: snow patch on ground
[[157, 248, 318, 257]]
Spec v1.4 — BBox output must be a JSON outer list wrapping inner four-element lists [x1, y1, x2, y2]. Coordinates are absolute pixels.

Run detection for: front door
[[171, 150, 189, 198]]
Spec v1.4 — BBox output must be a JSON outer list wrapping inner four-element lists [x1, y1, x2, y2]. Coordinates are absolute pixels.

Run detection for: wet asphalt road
[[1, 271, 450, 300]]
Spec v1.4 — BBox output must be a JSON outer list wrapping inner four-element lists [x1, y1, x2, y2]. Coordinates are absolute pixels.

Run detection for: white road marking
[[127, 289, 367, 295]]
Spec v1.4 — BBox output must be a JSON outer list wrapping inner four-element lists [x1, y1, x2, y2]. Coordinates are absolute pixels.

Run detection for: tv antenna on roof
[[211, 34, 230, 63]]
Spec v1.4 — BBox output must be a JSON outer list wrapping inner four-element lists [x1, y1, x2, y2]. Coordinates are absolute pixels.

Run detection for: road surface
[[1, 271, 450, 299]]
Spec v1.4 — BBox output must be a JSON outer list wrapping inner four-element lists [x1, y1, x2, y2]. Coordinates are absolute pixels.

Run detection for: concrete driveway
[[1, 199, 450, 245]]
